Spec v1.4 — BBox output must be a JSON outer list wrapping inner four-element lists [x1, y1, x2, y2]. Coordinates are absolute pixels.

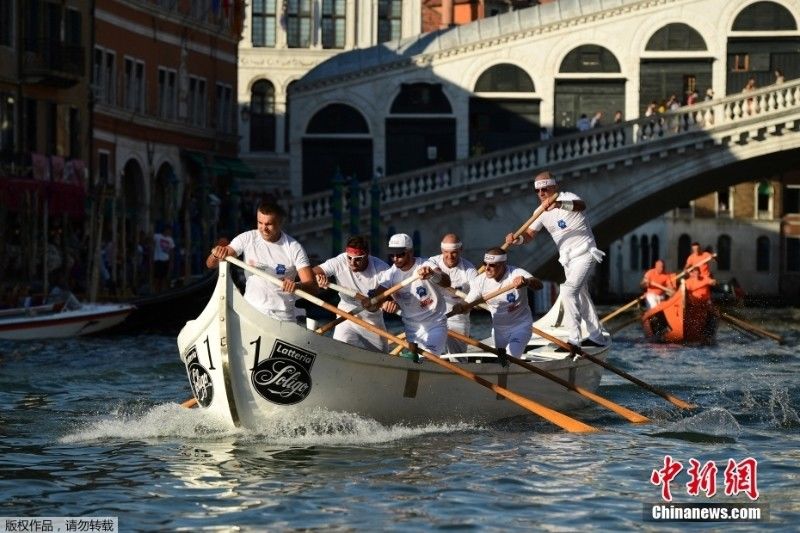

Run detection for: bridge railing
[[287, 78, 800, 235]]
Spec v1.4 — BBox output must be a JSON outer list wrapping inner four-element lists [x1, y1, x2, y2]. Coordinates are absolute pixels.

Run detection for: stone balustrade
[[288, 78, 800, 239]]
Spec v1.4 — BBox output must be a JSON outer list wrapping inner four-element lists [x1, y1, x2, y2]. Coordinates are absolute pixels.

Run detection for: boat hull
[[0, 304, 135, 340], [641, 285, 717, 344], [177, 264, 609, 428]]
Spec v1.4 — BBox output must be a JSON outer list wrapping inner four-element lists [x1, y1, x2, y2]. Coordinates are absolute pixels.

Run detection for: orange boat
[[641, 284, 718, 344]]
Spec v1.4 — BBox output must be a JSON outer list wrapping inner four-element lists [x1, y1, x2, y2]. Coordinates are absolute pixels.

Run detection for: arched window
[[646, 23, 707, 51], [250, 80, 275, 151], [732, 1, 797, 31], [630, 235, 639, 270], [306, 104, 369, 133], [559, 45, 621, 73], [475, 64, 535, 92], [650, 235, 660, 266], [390, 83, 452, 114], [677, 234, 692, 270], [717, 235, 732, 271], [756, 236, 770, 271], [640, 235, 650, 271]]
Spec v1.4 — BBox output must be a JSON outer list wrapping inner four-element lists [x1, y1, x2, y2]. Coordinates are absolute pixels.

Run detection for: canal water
[[0, 308, 798, 530]]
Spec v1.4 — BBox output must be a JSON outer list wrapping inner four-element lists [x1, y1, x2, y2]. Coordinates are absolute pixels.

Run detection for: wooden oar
[[600, 296, 644, 324], [531, 326, 697, 410], [609, 315, 641, 335], [719, 312, 783, 344], [227, 256, 598, 433], [477, 202, 550, 273], [315, 274, 419, 334], [445, 279, 529, 317], [446, 329, 649, 424], [181, 398, 198, 408]]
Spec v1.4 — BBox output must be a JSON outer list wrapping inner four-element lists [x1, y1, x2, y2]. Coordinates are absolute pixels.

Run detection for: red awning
[[0, 178, 86, 218]]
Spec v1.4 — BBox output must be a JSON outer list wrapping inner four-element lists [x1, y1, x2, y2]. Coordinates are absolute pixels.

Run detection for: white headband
[[484, 253, 507, 264], [440, 242, 462, 251], [534, 178, 556, 189]]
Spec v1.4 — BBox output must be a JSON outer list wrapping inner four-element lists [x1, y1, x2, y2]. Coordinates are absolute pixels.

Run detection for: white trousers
[[333, 320, 388, 352], [493, 322, 533, 357], [444, 318, 470, 354], [406, 320, 448, 356], [560, 252, 605, 346], [644, 292, 664, 309]]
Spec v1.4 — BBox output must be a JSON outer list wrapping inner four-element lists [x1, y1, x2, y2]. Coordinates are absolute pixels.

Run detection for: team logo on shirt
[[275, 264, 286, 275], [506, 293, 516, 303], [251, 339, 317, 405], [558, 219, 567, 229], [416, 286, 428, 297]]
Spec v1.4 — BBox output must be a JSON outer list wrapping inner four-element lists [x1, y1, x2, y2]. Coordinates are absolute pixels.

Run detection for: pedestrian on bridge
[[505, 171, 607, 356]]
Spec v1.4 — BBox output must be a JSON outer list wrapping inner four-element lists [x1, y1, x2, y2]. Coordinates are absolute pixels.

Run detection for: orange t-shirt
[[685, 276, 714, 302], [684, 252, 713, 278], [643, 269, 674, 295]]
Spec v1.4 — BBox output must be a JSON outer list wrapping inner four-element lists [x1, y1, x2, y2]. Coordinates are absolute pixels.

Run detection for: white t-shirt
[[229, 230, 310, 321], [531, 191, 595, 252], [424, 254, 478, 326], [153, 233, 175, 262], [466, 266, 533, 330], [317, 254, 390, 320], [376, 257, 447, 330]]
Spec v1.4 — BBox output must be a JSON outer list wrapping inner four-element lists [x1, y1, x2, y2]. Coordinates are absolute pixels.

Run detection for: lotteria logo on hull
[[252, 340, 317, 405]]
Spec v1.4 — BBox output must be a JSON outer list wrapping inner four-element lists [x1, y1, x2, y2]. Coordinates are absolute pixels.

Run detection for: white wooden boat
[[176, 262, 610, 428], [0, 301, 135, 340]]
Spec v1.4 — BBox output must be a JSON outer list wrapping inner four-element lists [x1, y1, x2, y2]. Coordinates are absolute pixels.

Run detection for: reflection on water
[[0, 310, 799, 528]]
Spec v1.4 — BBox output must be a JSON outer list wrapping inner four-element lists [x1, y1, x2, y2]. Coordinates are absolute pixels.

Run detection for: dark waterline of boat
[[0, 308, 798, 530]]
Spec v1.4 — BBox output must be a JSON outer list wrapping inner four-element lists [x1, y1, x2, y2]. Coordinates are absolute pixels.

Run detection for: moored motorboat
[[176, 262, 611, 428], [641, 284, 717, 344], [0, 301, 136, 340]]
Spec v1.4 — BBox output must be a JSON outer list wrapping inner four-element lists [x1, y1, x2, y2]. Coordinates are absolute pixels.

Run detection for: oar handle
[[650, 281, 675, 296], [326, 281, 359, 298], [531, 326, 697, 411], [446, 279, 530, 317], [500, 202, 549, 251], [674, 253, 717, 281], [225, 256, 598, 433]]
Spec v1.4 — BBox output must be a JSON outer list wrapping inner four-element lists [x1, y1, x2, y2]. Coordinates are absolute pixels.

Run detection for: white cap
[[387, 233, 413, 253], [534, 176, 557, 189]]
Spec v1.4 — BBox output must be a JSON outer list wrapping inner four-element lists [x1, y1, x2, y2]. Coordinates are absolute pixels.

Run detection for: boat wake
[[59, 403, 477, 446], [648, 407, 741, 443]]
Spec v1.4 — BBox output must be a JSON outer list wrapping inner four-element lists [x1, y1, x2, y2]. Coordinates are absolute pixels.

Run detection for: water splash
[[59, 403, 476, 446], [648, 407, 741, 443]]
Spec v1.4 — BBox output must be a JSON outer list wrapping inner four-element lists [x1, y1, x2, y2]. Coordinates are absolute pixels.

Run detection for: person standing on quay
[[152, 226, 175, 292], [505, 171, 607, 355]]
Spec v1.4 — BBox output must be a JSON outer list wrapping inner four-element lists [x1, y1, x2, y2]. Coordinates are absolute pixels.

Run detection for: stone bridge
[[286, 79, 800, 278]]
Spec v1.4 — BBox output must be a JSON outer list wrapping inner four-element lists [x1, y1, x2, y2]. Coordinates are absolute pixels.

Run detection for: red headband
[[346, 246, 368, 257]]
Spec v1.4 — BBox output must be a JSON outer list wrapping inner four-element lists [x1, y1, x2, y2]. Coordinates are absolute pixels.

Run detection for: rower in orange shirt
[[684, 267, 717, 305], [641, 259, 675, 309], [684, 242, 715, 279]]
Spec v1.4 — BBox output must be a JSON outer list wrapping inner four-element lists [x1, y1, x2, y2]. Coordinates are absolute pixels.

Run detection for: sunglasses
[[388, 252, 407, 259], [535, 187, 550, 193], [346, 255, 367, 261]]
